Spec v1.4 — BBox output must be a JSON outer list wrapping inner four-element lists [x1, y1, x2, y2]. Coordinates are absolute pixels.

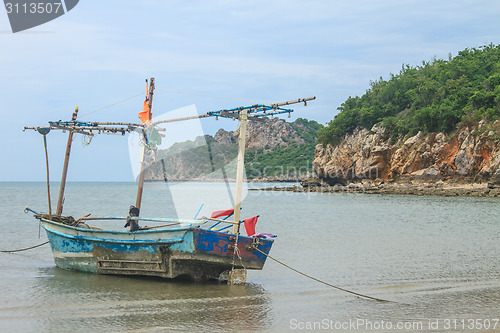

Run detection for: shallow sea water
[[0, 182, 499, 332]]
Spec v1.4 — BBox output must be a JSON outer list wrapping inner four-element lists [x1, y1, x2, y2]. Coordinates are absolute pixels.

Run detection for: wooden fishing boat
[[24, 78, 315, 283], [24, 212, 274, 281]]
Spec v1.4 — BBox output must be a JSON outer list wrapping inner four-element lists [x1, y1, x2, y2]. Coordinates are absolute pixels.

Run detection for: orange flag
[[138, 97, 150, 123], [138, 80, 151, 123]]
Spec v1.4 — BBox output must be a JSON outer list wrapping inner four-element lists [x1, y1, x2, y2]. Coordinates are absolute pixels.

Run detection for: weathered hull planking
[[41, 219, 273, 281]]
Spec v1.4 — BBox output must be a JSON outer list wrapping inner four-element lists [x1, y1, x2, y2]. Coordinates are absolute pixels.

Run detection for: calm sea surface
[[0, 182, 499, 332]]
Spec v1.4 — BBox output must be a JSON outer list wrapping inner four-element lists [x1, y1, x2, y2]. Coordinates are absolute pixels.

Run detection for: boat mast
[[135, 78, 155, 212], [38, 127, 52, 219], [232, 109, 248, 233], [56, 106, 78, 215]]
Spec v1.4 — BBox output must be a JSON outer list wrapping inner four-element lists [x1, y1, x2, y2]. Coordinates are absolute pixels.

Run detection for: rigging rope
[[252, 246, 399, 303], [82, 134, 92, 146], [78, 92, 144, 118], [74, 88, 268, 120], [1, 241, 49, 253]]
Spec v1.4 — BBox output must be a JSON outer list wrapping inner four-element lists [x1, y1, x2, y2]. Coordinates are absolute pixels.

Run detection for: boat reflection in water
[[35, 266, 272, 332]]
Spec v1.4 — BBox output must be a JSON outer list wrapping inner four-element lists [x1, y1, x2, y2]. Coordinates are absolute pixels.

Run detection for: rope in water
[[0, 241, 49, 253], [252, 247, 397, 303]]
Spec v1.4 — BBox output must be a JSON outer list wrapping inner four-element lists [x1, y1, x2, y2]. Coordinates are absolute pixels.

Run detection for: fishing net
[[35, 214, 75, 225]]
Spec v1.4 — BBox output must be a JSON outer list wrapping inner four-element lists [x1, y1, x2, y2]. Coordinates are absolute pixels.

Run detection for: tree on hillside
[[319, 43, 500, 145]]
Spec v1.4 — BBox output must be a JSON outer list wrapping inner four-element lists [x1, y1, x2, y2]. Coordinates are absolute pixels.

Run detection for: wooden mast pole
[[228, 108, 250, 284], [56, 106, 79, 215], [135, 77, 155, 211], [232, 109, 248, 234], [42, 133, 52, 218]]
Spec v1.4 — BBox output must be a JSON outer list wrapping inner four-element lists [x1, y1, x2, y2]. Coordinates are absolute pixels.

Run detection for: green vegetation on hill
[[318, 43, 500, 145]]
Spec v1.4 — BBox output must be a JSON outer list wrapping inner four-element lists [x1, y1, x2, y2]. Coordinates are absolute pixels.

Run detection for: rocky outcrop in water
[[313, 120, 500, 185]]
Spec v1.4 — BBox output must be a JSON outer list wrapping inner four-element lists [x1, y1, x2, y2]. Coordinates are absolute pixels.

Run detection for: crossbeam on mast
[[24, 97, 317, 134]]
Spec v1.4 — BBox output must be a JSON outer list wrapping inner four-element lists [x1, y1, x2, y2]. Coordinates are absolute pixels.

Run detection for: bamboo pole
[[135, 78, 155, 211], [56, 106, 79, 215], [42, 133, 52, 219], [135, 144, 147, 210], [91, 122, 145, 127], [232, 109, 248, 233], [50, 125, 133, 133], [203, 216, 240, 225], [139, 222, 183, 230], [151, 114, 211, 126], [271, 96, 316, 107]]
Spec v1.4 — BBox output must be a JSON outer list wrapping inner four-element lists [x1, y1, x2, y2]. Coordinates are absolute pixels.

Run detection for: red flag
[[243, 216, 259, 236], [211, 209, 234, 219]]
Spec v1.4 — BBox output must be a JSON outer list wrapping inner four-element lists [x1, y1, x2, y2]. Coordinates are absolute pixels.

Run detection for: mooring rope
[[0, 241, 49, 253], [252, 246, 398, 303]]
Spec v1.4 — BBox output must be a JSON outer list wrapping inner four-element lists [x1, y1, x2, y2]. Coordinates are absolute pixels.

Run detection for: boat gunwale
[[40, 217, 198, 235], [40, 218, 273, 244], [44, 225, 185, 245]]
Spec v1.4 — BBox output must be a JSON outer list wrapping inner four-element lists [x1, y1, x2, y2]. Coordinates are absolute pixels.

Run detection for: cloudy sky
[[1, 0, 499, 181]]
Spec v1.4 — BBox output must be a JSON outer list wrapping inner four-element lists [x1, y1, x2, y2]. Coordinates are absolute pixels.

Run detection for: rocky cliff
[[214, 117, 306, 151], [313, 120, 500, 185]]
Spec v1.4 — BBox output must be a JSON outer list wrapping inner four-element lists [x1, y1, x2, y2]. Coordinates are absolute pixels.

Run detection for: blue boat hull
[[41, 219, 273, 281]]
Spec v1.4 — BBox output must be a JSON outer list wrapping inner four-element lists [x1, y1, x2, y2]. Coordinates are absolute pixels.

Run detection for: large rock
[[214, 129, 235, 145], [246, 118, 304, 150], [313, 125, 391, 183], [314, 123, 500, 183]]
